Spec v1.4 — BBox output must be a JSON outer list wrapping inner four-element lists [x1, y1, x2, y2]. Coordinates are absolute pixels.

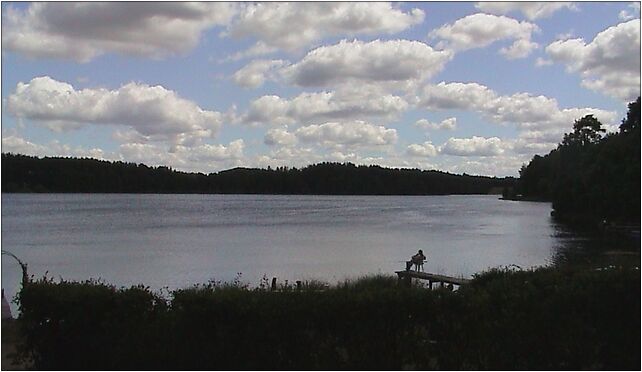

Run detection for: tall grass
[[12, 267, 640, 369]]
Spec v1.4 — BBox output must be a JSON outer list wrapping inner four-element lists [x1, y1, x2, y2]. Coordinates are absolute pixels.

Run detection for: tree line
[[1, 155, 513, 195], [518, 97, 640, 226]]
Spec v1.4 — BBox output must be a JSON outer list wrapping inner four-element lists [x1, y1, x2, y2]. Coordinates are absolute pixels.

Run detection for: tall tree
[[561, 115, 605, 148], [619, 97, 640, 133], [518, 97, 641, 226]]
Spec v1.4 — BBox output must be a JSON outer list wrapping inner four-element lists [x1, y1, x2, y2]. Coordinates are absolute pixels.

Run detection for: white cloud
[[415, 117, 457, 131], [535, 57, 554, 67], [418, 81, 497, 111], [264, 127, 298, 147], [619, 10, 634, 21], [417, 81, 618, 153], [475, 2, 576, 20], [220, 41, 279, 62], [253, 146, 323, 170], [430, 13, 539, 59], [545, 19, 641, 101], [117, 139, 245, 173], [511, 138, 557, 155], [2, 133, 111, 160], [226, 2, 424, 53], [294, 121, 398, 148], [261, 120, 400, 152], [2, 2, 236, 62], [407, 141, 438, 157], [500, 38, 538, 59], [619, 2, 640, 21], [6, 76, 223, 147], [440, 136, 505, 157], [174, 140, 245, 162], [2, 134, 50, 156], [441, 155, 527, 177], [242, 88, 409, 126], [418, 81, 617, 131], [232, 59, 287, 88], [281, 39, 452, 88]]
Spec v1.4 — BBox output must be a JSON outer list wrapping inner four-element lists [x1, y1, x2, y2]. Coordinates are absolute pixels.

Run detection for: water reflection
[[550, 221, 640, 269]]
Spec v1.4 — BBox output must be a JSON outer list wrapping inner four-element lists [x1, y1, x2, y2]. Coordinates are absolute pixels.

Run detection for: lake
[[0, 193, 632, 313]]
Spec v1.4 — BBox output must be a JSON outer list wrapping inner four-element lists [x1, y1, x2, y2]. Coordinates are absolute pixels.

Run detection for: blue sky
[[1, 2, 640, 176]]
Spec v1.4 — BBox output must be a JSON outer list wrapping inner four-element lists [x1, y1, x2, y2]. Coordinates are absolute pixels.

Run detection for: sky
[[1, 1, 640, 177]]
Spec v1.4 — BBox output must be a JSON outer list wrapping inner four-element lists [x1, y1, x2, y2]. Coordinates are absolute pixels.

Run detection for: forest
[[3, 97, 638, 219], [1, 155, 513, 196], [518, 97, 640, 226]]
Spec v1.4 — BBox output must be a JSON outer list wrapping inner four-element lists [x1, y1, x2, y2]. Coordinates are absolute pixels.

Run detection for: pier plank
[[395, 270, 470, 286]]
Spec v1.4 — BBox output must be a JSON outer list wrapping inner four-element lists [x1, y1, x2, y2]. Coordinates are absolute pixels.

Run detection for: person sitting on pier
[[406, 250, 426, 271]]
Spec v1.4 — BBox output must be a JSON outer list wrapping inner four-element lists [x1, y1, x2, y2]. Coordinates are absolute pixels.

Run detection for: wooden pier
[[395, 270, 470, 288]]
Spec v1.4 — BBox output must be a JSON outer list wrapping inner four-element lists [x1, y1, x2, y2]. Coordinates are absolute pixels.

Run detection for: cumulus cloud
[[242, 88, 409, 126], [1, 131, 246, 173], [220, 41, 279, 63], [545, 19, 641, 101], [256, 146, 322, 169], [294, 121, 398, 148], [232, 59, 287, 88], [417, 81, 618, 154], [511, 134, 558, 155], [2, 133, 111, 160], [2, 2, 236, 62], [6, 76, 223, 147], [174, 140, 245, 162], [418, 81, 617, 132], [407, 141, 438, 157], [264, 127, 298, 147], [441, 155, 527, 177], [226, 2, 424, 54], [535, 57, 554, 67], [430, 13, 539, 58], [619, 2, 640, 21], [419, 82, 497, 111], [281, 39, 452, 88], [258, 120, 400, 150], [475, 2, 576, 20], [500, 38, 539, 59], [415, 117, 457, 131], [440, 136, 505, 157], [118, 139, 245, 172]]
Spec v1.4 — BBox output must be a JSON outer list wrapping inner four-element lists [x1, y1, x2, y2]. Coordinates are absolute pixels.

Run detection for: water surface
[[1, 193, 628, 313]]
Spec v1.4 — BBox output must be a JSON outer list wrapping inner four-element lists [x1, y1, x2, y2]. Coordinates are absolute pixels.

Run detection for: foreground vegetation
[[10, 267, 640, 370], [518, 97, 640, 227]]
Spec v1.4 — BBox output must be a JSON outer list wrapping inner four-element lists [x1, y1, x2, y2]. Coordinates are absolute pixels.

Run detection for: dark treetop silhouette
[[1, 156, 513, 196], [518, 97, 641, 226]]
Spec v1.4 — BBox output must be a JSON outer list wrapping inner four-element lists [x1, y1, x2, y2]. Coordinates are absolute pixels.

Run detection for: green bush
[[13, 268, 640, 370]]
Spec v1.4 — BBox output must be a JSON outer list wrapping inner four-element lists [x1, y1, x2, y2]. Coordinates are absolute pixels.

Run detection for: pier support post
[[397, 273, 411, 287]]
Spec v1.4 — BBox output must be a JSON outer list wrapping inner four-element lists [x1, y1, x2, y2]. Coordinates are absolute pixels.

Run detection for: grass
[[8, 266, 640, 370]]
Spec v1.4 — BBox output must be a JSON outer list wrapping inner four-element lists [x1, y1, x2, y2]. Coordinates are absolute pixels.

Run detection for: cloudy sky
[[1, 2, 640, 176]]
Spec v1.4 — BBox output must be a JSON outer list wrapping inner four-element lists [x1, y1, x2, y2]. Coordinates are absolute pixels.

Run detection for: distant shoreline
[[2, 191, 505, 196], [2, 153, 515, 195], [499, 196, 550, 202]]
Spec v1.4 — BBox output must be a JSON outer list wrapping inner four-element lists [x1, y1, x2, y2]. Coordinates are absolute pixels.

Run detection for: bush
[[13, 268, 640, 369]]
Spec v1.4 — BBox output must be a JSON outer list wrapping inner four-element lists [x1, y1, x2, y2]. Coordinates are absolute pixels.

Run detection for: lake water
[[1, 193, 633, 314]]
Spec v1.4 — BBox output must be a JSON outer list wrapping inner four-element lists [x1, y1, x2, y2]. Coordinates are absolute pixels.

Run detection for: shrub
[[12, 268, 640, 369]]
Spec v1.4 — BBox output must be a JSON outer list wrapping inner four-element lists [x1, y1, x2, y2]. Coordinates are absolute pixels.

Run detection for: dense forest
[[518, 97, 640, 226], [1, 155, 513, 195]]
